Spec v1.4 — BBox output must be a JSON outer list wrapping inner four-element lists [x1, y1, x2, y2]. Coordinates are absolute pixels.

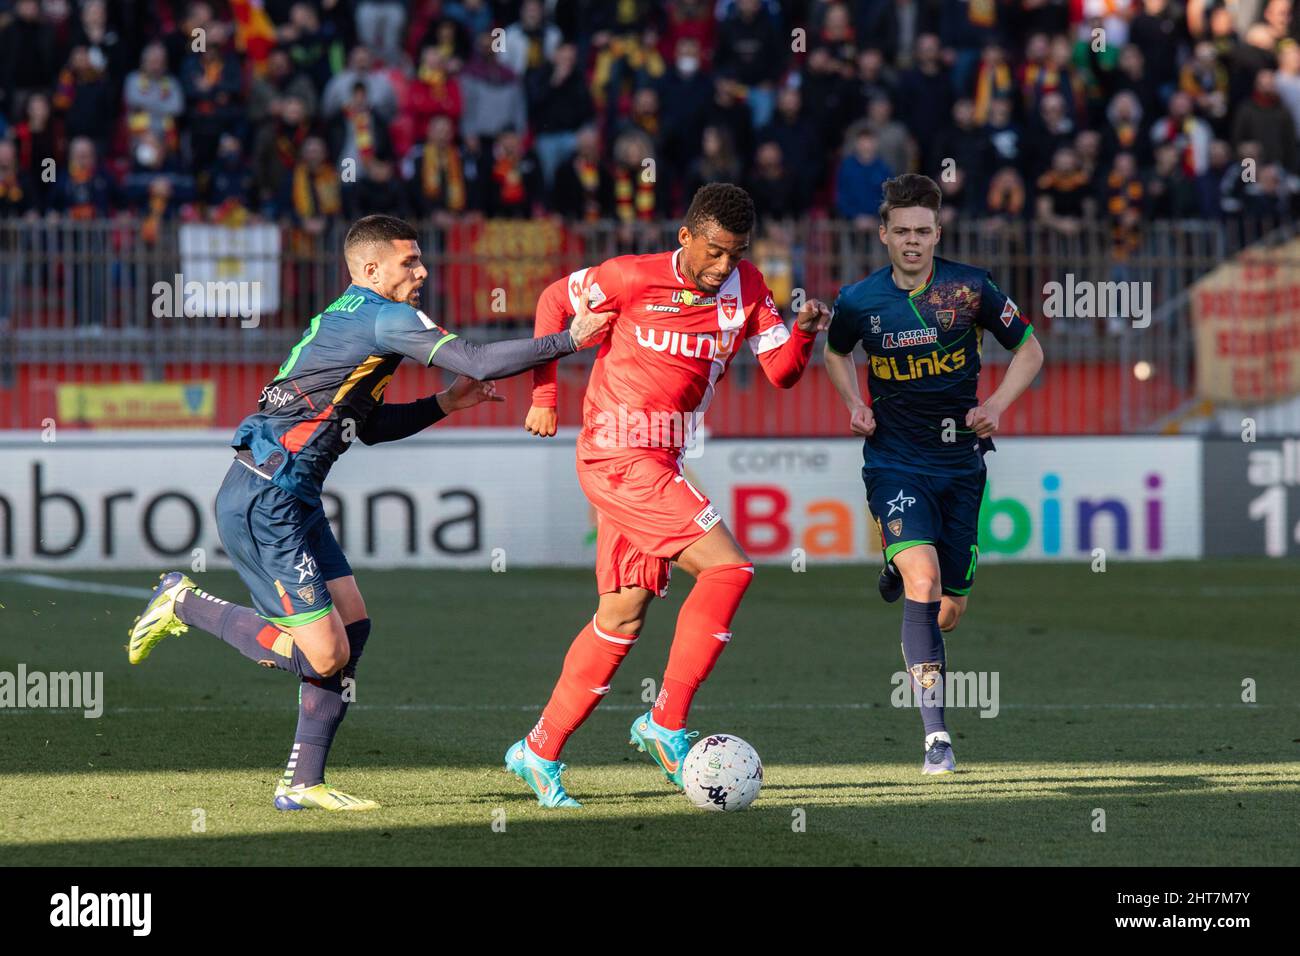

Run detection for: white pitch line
[[0, 573, 152, 600], [0, 701, 1291, 717]]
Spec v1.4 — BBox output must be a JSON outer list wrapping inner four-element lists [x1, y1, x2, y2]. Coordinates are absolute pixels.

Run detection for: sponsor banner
[[1202, 438, 1300, 557], [0, 434, 1200, 569], [1191, 236, 1300, 403], [177, 223, 281, 315], [443, 219, 580, 324], [685, 437, 1200, 563], [56, 382, 215, 429]]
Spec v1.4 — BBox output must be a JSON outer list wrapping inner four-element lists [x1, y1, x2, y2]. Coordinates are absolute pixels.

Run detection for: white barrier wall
[[0, 432, 1201, 570]]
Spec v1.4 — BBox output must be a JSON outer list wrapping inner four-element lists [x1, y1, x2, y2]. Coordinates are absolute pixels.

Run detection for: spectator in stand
[[684, 124, 742, 200], [12, 92, 61, 212], [1230, 25, 1280, 108], [124, 43, 186, 160], [0, 139, 38, 219], [276, 134, 342, 227], [901, 33, 952, 170], [1102, 89, 1151, 168], [1104, 151, 1144, 257], [0, 0, 59, 117], [499, 0, 563, 78], [180, 22, 245, 173], [345, 156, 409, 218], [480, 127, 541, 218], [1278, 40, 1300, 132], [986, 164, 1026, 221], [657, 36, 715, 197], [590, 25, 667, 127], [253, 93, 315, 210], [528, 43, 595, 190], [1152, 90, 1214, 177], [971, 43, 1015, 124], [1036, 146, 1094, 232], [248, 46, 318, 128], [1129, 0, 1184, 97], [48, 136, 114, 219], [611, 128, 668, 221], [835, 127, 893, 227], [865, 94, 915, 179], [1180, 41, 1231, 135], [714, 0, 787, 128], [355, 0, 407, 67], [846, 47, 900, 127], [280, 1, 341, 92], [939, 0, 1002, 97], [1023, 91, 1077, 178], [207, 132, 254, 221], [1201, 137, 1235, 215], [322, 46, 398, 121], [1111, 42, 1162, 121], [862, 0, 941, 67], [459, 32, 528, 152], [71, 0, 127, 88], [932, 98, 995, 207], [390, 46, 463, 161], [709, 76, 755, 169], [403, 114, 477, 219], [757, 85, 820, 205], [331, 82, 394, 171], [551, 123, 610, 220], [53, 46, 116, 153], [749, 140, 799, 221], [985, 95, 1021, 168], [1075, 128, 1105, 198], [1233, 69, 1299, 172], [1147, 141, 1204, 217]]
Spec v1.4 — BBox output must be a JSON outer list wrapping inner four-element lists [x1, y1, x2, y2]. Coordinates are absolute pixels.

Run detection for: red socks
[[653, 563, 754, 730], [529, 563, 755, 758], [529, 617, 637, 760]]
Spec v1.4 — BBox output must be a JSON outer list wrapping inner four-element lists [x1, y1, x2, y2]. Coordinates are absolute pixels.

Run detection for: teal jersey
[[232, 284, 576, 505], [827, 256, 1034, 476]]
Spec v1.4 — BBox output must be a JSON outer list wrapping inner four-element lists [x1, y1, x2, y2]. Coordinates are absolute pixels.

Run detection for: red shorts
[[576, 452, 721, 597]]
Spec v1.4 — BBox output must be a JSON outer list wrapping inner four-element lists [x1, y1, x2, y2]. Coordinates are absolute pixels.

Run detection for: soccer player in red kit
[[505, 184, 830, 807]]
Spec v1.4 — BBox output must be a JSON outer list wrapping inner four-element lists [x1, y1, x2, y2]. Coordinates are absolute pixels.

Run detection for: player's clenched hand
[[795, 298, 832, 334], [524, 405, 557, 437], [440, 375, 505, 412], [568, 289, 613, 349], [965, 403, 1000, 438], [850, 403, 876, 437]]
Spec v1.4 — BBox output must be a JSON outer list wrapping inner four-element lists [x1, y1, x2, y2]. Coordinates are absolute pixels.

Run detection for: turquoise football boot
[[504, 739, 582, 808], [629, 711, 698, 790]]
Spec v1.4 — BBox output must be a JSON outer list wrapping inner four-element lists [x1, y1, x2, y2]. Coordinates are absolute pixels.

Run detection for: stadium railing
[[0, 216, 1294, 436]]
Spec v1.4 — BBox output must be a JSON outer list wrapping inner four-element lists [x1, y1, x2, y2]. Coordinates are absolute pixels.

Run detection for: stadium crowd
[[0, 0, 1297, 234]]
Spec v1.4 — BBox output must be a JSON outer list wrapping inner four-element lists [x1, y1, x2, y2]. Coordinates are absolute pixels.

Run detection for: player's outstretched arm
[[754, 297, 831, 388], [966, 332, 1043, 437], [356, 377, 504, 445]]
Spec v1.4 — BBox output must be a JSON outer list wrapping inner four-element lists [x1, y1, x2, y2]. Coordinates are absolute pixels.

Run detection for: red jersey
[[532, 249, 817, 463]]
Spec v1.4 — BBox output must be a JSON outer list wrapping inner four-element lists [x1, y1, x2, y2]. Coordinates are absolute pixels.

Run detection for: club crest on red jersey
[[719, 292, 738, 322]]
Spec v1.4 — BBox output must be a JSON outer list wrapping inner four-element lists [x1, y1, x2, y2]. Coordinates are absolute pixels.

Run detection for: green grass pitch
[[1, 561, 1296, 866]]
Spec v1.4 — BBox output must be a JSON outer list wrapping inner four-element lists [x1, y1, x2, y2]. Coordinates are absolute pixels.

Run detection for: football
[[681, 734, 763, 812]]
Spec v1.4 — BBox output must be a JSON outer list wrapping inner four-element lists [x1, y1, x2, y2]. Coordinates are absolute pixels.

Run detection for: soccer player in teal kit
[[824, 175, 1044, 774], [126, 214, 610, 810]]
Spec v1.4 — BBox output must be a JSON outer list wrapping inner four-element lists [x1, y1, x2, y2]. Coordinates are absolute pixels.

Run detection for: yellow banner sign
[[1192, 237, 1300, 403], [56, 382, 215, 428]]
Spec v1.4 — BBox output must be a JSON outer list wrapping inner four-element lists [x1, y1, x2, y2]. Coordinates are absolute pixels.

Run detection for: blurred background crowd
[[0, 0, 1297, 233]]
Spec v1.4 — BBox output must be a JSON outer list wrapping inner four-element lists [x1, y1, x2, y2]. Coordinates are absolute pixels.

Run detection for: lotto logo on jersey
[[694, 503, 722, 532]]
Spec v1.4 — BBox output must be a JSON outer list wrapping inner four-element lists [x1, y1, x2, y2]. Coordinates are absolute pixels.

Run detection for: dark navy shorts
[[864, 465, 986, 596], [214, 460, 352, 626]]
